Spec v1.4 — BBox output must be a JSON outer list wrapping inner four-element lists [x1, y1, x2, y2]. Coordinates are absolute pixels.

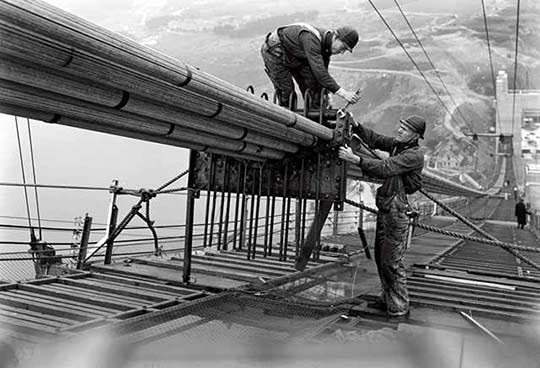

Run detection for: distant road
[[343, 7, 454, 18], [329, 65, 447, 88], [332, 51, 403, 65], [382, 9, 455, 17], [330, 65, 487, 103], [330, 65, 480, 141]]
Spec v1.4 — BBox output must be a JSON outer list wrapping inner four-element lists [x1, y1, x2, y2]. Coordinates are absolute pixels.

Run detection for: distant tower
[[495, 69, 540, 188], [496, 70, 508, 98]]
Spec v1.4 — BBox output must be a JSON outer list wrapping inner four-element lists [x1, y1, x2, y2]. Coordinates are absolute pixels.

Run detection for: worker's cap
[[336, 26, 359, 52], [400, 115, 426, 139]]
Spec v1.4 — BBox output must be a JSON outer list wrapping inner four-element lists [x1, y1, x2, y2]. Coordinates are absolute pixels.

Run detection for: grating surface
[[408, 197, 540, 322], [408, 266, 540, 321], [0, 272, 207, 343]]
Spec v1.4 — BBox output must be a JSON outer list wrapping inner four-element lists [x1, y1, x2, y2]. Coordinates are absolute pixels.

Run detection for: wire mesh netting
[[9, 287, 537, 368]]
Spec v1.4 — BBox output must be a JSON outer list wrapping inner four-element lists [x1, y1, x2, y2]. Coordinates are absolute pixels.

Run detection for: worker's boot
[[387, 311, 410, 323], [367, 300, 387, 311], [366, 295, 387, 311]]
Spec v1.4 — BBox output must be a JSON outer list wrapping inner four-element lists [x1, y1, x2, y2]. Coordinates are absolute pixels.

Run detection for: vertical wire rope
[[394, 0, 472, 129], [14, 117, 32, 231], [367, 0, 464, 128], [26, 119, 42, 238], [480, 0, 503, 134], [510, 0, 521, 133]]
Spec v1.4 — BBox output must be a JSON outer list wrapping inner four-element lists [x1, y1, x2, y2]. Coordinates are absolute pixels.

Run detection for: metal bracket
[[190, 148, 346, 202], [188, 110, 351, 204]]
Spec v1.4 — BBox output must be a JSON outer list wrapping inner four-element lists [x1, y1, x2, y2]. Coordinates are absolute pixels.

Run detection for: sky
[[0, 0, 194, 245]]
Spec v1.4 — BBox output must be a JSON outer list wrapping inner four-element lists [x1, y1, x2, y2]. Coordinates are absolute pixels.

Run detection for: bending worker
[[261, 23, 361, 108], [338, 115, 426, 319]]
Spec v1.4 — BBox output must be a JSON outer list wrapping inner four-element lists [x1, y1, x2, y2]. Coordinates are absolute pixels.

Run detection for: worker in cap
[[338, 115, 426, 320], [261, 23, 360, 108], [399, 115, 426, 139]]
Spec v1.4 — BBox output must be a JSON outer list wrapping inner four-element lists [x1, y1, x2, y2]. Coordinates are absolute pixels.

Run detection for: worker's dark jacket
[[277, 24, 340, 93], [515, 202, 528, 225], [352, 125, 424, 211]]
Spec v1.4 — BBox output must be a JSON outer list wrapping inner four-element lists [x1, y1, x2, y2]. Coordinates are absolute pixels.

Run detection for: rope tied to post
[[343, 198, 540, 271]]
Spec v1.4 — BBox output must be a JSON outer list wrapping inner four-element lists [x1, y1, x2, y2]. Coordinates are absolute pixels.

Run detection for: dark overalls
[[353, 125, 424, 316], [260, 23, 338, 107]]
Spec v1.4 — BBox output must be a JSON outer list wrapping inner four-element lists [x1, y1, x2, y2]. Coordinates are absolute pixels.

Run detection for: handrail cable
[[393, 0, 472, 130], [0, 182, 189, 193], [0, 215, 107, 226], [510, 0, 521, 133], [419, 188, 540, 270], [0, 207, 361, 244], [13, 116, 32, 231], [0, 223, 162, 239], [480, 0, 503, 134], [343, 197, 540, 271], [0, 182, 111, 191], [0, 218, 307, 248], [366, 0, 467, 130], [26, 118, 42, 238]]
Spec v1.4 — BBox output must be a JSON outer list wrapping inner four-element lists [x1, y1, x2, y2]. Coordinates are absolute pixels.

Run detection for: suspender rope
[[26, 118, 42, 239], [14, 116, 33, 231]]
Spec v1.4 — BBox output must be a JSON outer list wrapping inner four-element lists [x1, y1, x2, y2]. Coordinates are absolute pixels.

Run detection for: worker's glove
[[335, 88, 360, 104], [337, 108, 353, 119], [338, 145, 362, 165], [326, 94, 334, 109]]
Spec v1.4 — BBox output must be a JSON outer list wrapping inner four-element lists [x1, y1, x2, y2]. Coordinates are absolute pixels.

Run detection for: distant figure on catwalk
[[515, 197, 530, 229]]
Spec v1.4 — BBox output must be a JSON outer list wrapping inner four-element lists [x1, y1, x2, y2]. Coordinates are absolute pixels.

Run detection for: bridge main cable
[[347, 155, 488, 198], [0, 0, 494, 197], [0, 0, 333, 161]]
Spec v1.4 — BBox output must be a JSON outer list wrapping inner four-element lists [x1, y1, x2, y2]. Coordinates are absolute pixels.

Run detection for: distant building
[[430, 142, 466, 170], [495, 70, 540, 186], [439, 154, 461, 169]]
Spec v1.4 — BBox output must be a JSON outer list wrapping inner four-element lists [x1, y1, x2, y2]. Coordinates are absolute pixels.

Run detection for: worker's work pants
[[374, 197, 410, 316], [261, 34, 322, 108]]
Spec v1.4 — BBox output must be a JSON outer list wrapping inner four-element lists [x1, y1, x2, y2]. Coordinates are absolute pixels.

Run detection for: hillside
[[115, 0, 539, 188]]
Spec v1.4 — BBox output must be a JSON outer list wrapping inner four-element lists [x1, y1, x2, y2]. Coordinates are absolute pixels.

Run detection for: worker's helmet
[[336, 26, 359, 51], [400, 115, 426, 139]]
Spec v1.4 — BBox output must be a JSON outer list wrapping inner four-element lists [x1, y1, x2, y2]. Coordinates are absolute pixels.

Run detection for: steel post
[[183, 188, 196, 284], [295, 200, 333, 271], [103, 180, 119, 265], [252, 166, 263, 259], [76, 214, 93, 269]]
